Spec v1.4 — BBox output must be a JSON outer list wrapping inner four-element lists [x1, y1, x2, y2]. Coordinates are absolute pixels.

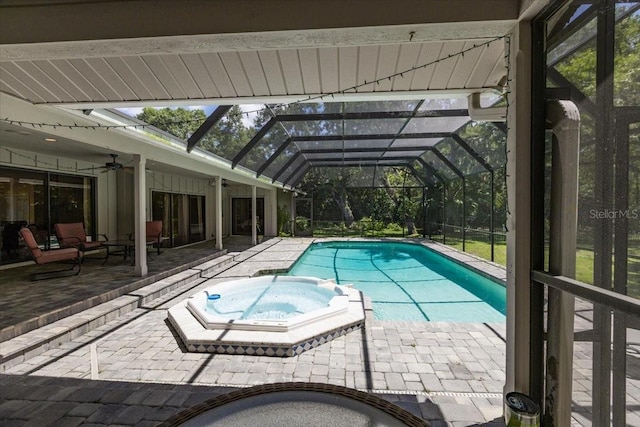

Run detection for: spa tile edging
[[181, 321, 365, 357], [167, 287, 367, 357]]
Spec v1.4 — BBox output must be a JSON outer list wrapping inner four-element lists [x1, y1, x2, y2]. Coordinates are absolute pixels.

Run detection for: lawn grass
[[448, 240, 595, 282], [310, 226, 639, 298], [445, 239, 640, 298], [446, 240, 507, 266]]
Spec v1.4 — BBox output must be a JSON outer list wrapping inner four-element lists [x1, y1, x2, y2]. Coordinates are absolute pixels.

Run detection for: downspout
[[467, 92, 507, 122], [544, 100, 580, 427]]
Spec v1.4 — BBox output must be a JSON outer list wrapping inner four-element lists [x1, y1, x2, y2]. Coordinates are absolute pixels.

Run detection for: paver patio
[[2, 237, 634, 425]]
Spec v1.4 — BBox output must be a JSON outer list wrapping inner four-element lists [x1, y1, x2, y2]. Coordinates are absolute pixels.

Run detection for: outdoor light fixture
[[44, 138, 56, 142]]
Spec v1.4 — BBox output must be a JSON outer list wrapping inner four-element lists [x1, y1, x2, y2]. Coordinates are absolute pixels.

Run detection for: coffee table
[[103, 239, 154, 264]]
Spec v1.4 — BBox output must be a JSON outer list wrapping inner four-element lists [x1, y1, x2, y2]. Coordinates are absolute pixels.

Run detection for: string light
[[1, 146, 78, 172], [1, 146, 175, 190], [503, 34, 512, 223], [1, 35, 508, 132]]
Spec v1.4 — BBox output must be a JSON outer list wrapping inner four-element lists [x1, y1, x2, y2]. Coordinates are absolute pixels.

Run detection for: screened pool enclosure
[[128, 96, 508, 263]]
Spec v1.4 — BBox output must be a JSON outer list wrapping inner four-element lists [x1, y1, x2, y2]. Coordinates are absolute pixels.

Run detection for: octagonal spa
[[168, 275, 365, 356]]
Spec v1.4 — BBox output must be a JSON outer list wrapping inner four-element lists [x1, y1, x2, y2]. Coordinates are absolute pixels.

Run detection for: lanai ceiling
[[0, 38, 506, 105], [0, 0, 547, 187]]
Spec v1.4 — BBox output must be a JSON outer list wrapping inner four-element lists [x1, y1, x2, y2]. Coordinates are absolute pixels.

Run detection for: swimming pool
[[287, 241, 506, 322]]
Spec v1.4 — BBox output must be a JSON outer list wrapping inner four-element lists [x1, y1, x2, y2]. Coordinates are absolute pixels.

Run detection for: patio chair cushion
[[146, 220, 163, 244], [54, 222, 104, 251], [20, 227, 81, 265], [129, 220, 164, 255]]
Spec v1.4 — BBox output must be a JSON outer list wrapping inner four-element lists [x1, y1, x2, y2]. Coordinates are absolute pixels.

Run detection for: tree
[[136, 106, 253, 163], [200, 105, 252, 161], [137, 107, 205, 140], [551, 7, 640, 248]]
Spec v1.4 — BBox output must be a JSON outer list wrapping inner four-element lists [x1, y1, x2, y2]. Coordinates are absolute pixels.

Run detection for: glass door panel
[[152, 191, 206, 247], [189, 195, 205, 242], [152, 191, 171, 246], [232, 198, 264, 235], [50, 173, 94, 237], [0, 168, 46, 262], [1, 167, 95, 265], [172, 194, 188, 246]]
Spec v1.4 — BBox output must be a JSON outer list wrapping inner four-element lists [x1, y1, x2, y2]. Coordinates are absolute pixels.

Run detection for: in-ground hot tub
[[187, 276, 350, 332], [168, 275, 365, 356]]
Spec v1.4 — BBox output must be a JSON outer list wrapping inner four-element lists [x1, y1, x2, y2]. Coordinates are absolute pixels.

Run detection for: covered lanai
[[1, 0, 639, 425]]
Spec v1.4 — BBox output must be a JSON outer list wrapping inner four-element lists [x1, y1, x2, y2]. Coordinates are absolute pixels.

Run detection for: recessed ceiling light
[[44, 138, 56, 142]]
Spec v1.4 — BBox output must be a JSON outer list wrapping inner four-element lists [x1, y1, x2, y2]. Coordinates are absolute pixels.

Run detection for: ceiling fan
[[100, 153, 124, 172], [79, 153, 125, 173]]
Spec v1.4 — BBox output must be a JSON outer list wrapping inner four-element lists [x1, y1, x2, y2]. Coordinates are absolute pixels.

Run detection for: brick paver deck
[[4, 237, 596, 426]]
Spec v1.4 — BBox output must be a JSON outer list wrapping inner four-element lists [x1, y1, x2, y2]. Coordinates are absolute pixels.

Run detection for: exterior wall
[[94, 176, 283, 242], [0, 148, 217, 244], [116, 169, 211, 241], [0, 146, 118, 239], [223, 184, 280, 236], [0, 147, 97, 173]]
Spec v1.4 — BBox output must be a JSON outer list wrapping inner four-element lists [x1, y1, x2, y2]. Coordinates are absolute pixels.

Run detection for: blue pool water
[[205, 278, 337, 320], [287, 241, 506, 322]]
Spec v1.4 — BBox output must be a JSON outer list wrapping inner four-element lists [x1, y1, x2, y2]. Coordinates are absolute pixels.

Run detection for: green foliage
[[554, 7, 640, 107], [549, 6, 640, 295], [385, 222, 404, 232], [201, 106, 252, 161], [295, 216, 309, 231], [357, 216, 385, 232], [446, 239, 507, 266], [136, 107, 205, 140], [136, 105, 253, 161], [277, 204, 291, 235]]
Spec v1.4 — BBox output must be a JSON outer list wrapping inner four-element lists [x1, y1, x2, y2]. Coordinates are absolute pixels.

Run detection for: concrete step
[[0, 253, 235, 372]]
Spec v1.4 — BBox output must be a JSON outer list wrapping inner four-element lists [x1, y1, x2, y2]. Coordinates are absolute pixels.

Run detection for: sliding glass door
[[232, 197, 264, 235], [50, 173, 95, 237], [152, 191, 205, 247], [189, 195, 205, 242], [0, 166, 95, 265]]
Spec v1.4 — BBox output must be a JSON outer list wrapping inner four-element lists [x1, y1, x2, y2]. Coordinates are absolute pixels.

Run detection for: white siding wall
[[224, 184, 282, 236], [148, 171, 209, 243], [0, 147, 117, 238], [1, 147, 284, 243]]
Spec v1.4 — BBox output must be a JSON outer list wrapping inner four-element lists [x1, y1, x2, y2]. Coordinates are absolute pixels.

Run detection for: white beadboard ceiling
[[0, 38, 506, 106], [0, 0, 557, 188]]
